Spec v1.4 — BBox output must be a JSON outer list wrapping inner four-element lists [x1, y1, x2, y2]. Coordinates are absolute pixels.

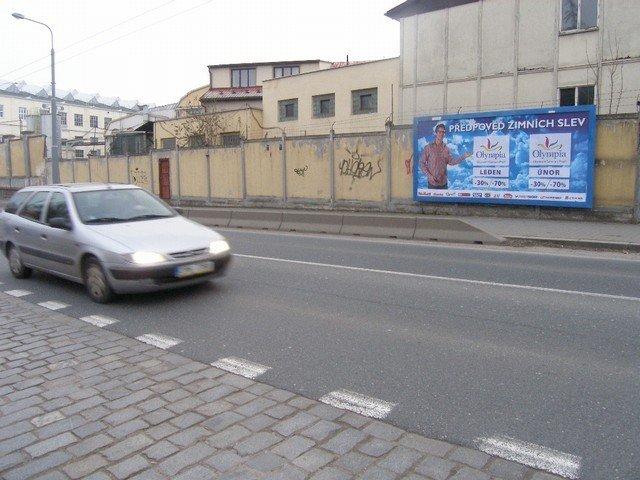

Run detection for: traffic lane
[[220, 228, 640, 298], [110, 256, 638, 479], [0, 256, 638, 478]]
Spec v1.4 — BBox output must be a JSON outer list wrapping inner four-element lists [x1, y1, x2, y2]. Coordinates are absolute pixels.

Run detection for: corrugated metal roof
[[201, 86, 263, 101], [0, 78, 142, 111]]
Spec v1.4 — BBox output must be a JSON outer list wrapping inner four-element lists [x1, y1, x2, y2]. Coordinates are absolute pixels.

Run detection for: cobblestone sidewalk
[[0, 294, 562, 480]]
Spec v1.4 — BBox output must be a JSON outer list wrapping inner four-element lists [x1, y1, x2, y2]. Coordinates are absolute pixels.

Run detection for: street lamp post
[[12, 13, 60, 183]]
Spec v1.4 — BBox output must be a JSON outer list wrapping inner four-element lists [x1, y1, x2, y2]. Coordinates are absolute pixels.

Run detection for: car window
[[19, 191, 49, 222], [4, 191, 33, 214], [73, 188, 174, 224], [46, 192, 70, 224]]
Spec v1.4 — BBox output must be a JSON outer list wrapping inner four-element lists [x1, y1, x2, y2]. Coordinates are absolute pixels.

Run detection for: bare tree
[[172, 112, 228, 148], [586, 34, 625, 114]]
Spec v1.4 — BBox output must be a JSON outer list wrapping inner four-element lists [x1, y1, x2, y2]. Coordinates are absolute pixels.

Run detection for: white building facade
[[386, 0, 640, 124], [0, 80, 141, 158]]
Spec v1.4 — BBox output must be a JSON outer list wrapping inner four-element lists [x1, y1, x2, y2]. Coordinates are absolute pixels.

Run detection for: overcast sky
[[1, 0, 401, 106]]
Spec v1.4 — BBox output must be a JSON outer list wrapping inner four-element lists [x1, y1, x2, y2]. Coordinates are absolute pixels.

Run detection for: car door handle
[[13, 227, 20, 234], [40, 234, 47, 240]]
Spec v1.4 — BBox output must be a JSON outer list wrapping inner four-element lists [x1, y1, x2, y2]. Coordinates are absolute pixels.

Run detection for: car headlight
[[209, 240, 230, 255], [130, 251, 167, 265]]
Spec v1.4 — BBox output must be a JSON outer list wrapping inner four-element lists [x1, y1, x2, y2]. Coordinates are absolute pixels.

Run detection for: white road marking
[[320, 389, 396, 419], [235, 253, 640, 303], [211, 357, 271, 379], [38, 301, 69, 311], [136, 333, 182, 350], [476, 436, 581, 479], [80, 315, 119, 328], [4, 289, 32, 297]]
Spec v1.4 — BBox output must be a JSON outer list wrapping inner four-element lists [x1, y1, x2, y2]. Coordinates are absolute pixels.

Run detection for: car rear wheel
[[8, 245, 32, 279], [83, 258, 114, 303]]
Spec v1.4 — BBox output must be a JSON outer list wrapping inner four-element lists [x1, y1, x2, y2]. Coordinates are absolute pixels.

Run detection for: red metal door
[[158, 158, 171, 200]]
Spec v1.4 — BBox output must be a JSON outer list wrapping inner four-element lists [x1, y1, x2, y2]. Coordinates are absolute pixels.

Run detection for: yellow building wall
[[211, 147, 243, 199], [154, 108, 264, 149], [285, 138, 331, 199], [28, 136, 46, 177], [390, 129, 413, 201], [10, 140, 25, 177], [244, 140, 283, 198], [74, 161, 90, 183], [334, 136, 388, 202], [594, 117, 638, 208], [262, 58, 399, 137], [178, 149, 208, 198], [129, 155, 153, 191]]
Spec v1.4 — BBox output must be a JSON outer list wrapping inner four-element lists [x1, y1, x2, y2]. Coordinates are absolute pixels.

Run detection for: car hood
[[86, 216, 223, 254]]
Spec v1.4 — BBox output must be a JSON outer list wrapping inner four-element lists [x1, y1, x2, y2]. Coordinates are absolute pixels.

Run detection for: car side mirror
[[49, 217, 72, 230]]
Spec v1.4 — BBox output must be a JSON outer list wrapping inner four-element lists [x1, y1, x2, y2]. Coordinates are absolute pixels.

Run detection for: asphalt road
[[1, 229, 639, 479]]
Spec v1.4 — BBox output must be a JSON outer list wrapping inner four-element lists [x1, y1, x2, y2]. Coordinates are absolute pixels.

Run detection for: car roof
[[18, 183, 141, 193]]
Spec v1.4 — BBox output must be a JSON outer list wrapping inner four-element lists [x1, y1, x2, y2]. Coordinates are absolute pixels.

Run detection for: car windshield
[[72, 188, 175, 224]]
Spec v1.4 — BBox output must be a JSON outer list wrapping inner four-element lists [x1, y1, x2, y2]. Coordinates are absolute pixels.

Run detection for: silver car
[[0, 184, 232, 303]]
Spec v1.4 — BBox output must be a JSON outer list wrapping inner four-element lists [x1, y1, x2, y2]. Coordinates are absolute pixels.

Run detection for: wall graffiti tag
[[339, 147, 382, 186], [294, 165, 309, 177], [405, 154, 413, 175]]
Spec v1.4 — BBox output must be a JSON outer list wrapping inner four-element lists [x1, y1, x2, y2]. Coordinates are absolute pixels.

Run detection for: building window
[[274, 66, 300, 78], [161, 138, 176, 149], [559, 86, 595, 106], [278, 99, 298, 122], [74, 149, 84, 158], [104, 117, 112, 128], [60, 112, 67, 126], [90, 115, 98, 128], [222, 133, 242, 147], [231, 68, 257, 87], [90, 136, 99, 144], [0, 104, 3, 118], [18, 107, 28, 119], [352, 88, 378, 115], [74, 114, 83, 126], [312, 94, 335, 118], [188, 135, 206, 148], [561, 0, 597, 31]]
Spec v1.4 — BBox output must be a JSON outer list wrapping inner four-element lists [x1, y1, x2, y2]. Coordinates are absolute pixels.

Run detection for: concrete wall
[[286, 138, 331, 200], [397, 0, 640, 122], [0, 135, 45, 183], [14, 115, 640, 222]]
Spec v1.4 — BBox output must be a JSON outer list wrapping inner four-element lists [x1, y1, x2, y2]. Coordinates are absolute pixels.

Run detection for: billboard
[[413, 106, 596, 208]]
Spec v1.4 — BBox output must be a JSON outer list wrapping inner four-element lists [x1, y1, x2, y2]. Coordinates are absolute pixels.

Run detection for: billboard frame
[[412, 105, 597, 209]]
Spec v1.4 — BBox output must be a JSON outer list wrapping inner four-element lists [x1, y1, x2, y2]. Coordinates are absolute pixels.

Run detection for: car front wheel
[[8, 245, 32, 279], [83, 258, 114, 303]]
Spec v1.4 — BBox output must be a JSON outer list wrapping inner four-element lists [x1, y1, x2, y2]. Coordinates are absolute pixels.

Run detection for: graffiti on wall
[[131, 167, 148, 185], [405, 154, 413, 175], [293, 165, 309, 177], [339, 147, 382, 188]]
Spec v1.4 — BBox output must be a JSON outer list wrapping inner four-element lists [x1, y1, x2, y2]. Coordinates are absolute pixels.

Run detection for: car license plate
[[174, 261, 215, 278]]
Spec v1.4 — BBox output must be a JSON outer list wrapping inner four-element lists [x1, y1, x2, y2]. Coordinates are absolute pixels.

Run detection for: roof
[[201, 86, 263, 102], [330, 61, 369, 69], [0, 79, 143, 111], [385, 0, 478, 19], [208, 59, 327, 69]]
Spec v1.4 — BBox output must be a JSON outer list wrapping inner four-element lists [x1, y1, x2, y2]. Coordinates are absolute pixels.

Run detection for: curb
[[505, 236, 640, 253]]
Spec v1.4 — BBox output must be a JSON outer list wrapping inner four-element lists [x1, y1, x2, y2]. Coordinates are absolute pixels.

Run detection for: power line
[[1, 0, 177, 80], [6, 0, 214, 81]]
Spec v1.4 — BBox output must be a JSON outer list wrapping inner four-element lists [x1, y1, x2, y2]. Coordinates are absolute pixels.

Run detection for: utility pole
[[12, 13, 60, 183]]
